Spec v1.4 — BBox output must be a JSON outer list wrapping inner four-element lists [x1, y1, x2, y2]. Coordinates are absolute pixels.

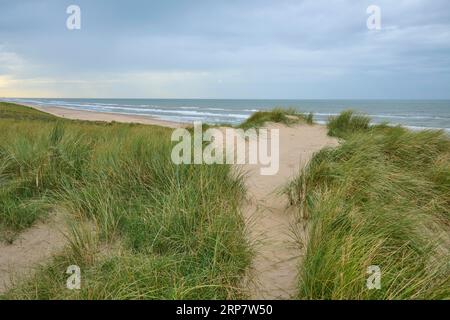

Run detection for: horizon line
[[3, 97, 450, 101]]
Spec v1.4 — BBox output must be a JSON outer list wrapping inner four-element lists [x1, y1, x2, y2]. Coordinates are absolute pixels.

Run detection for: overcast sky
[[1, 0, 450, 99]]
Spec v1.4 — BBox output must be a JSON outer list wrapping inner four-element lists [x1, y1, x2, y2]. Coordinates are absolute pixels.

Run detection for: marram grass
[[286, 111, 450, 299], [0, 103, 251, 299], [239, 107, 314, 130]]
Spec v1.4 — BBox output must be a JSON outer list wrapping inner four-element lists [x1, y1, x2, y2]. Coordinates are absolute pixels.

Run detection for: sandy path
[[0, 213, 67, 294], [237, 123, 338, 299]]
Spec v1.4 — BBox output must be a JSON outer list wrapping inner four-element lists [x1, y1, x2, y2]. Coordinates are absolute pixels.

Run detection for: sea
[[3, 98, 450, 132]]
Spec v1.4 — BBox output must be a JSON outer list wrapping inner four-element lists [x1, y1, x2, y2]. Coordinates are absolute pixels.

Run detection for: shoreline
[[9, 102, 449, 133], [5, 100, 449, 132], [22, 104, 188, 129]]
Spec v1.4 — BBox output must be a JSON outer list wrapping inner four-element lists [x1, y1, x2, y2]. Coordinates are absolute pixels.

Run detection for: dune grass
[[286, 111, 450, 299], [239, 107, 313, 130], [0, 102, 58, 122], [327, 110, 371, 138], [0, 103, 251, 299]]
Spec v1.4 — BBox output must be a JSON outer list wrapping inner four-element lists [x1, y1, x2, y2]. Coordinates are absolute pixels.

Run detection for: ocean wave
[[49, 102, 250, 119], [179, 106, 199, 110], [371, 114, 450, 120], [403, 125, 450, 132], [204, 108, 227, 111], [51, 104, 249, 120], [92, 106, 249, 119], [313, 112, 450, 120]]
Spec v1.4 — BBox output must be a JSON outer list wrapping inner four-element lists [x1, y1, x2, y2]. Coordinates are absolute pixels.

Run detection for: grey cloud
[[0, 0, 449, 98]]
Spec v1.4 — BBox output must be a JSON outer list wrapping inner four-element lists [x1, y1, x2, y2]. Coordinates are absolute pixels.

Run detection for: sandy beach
[[24, 104, 187, 129]]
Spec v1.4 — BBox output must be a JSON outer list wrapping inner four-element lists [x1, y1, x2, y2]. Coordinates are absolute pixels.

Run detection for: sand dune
[[1, 106, 337, 298]]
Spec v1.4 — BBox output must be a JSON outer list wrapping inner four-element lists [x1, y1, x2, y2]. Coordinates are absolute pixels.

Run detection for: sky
[[1, 0, 450, 99]]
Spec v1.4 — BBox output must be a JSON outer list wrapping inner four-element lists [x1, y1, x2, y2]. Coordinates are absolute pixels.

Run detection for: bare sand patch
[[0, 213, 68, 294]]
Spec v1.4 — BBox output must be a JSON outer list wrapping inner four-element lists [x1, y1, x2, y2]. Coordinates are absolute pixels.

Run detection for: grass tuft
[[327, 110, 371, 138], [239, 108, 314, 129]]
